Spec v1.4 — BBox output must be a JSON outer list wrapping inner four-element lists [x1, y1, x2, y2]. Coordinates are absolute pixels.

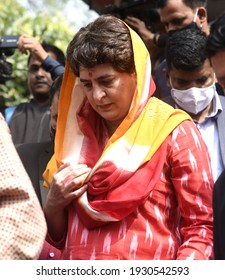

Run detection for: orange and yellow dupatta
[[43, 20, 191, 229]]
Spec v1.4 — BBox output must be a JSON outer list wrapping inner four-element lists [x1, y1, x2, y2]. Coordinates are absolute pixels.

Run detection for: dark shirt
[[16, 140, 53, 205], [9, 100, 51, 145], [17, 140, 63, 260]]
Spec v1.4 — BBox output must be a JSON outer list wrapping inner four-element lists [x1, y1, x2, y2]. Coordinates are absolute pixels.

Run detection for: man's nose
[[35, 66, 46, 77], [166, 24, 178, 32]]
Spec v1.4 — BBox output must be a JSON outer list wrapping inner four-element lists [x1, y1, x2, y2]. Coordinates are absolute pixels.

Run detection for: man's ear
[[164, 68, 171, 87], [197, 7, 208, 30]]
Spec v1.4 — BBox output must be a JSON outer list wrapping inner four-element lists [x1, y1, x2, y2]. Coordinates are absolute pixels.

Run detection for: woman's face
[[79, 64, 137, 129]]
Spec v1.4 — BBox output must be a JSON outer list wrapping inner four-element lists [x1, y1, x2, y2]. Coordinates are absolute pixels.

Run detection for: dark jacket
[[213, 169, 225, 259], [16, 141, 53, 206], [16, 141, 63, 260], [9, 100, 51, 145]]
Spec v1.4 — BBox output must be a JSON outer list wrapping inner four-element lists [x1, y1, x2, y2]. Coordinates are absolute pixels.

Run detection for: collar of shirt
[[191, 91, 222, 125]]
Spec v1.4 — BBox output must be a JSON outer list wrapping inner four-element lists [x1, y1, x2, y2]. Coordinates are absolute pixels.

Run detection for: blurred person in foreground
[[0, 113, 47, 259], [5, 35, 65, 145], [207, 11, 225, 260], [43, 15, 214, 260], [163, 25, 225, 182]]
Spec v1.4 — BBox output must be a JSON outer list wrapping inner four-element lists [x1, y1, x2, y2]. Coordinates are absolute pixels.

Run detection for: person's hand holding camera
[[17, 34, 48, 63]]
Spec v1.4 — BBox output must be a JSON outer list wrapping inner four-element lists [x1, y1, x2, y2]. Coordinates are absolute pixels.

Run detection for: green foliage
[[0, 0, 75, 107]]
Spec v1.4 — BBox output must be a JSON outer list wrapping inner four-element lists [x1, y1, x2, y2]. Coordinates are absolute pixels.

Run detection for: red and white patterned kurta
[[53, 120, 213, 260]]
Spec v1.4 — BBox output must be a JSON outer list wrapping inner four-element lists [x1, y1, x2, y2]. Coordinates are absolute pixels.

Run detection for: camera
[[0, 35, 20, 83]]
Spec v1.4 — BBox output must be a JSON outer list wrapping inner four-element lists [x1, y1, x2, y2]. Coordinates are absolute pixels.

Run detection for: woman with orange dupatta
[[43, 15, 214, 260]]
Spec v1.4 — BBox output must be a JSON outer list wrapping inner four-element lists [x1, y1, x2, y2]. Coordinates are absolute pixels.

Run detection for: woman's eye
[[83, 83, 92, 89], [102, 79, 113, 86]]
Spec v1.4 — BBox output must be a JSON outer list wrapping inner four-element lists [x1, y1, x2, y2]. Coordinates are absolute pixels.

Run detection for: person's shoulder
[[5, 102, 31, 124], [12, 102, 31, 111], [218, 94, 225, 101]]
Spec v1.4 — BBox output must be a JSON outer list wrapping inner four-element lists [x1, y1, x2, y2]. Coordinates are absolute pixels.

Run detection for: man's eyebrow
[[175, 77, 189, 83]]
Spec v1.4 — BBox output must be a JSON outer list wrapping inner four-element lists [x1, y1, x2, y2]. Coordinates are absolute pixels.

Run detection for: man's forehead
[[47, 51, 57, 60], [159, 0, 194, 17], [29, 51, 57, 66]]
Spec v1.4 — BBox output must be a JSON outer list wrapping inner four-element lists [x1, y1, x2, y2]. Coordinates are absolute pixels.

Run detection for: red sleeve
[[169, 120, 214, 259]]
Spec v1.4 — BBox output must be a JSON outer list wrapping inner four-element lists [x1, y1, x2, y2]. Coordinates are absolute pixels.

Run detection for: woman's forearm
[[44, 205, 68, 243]]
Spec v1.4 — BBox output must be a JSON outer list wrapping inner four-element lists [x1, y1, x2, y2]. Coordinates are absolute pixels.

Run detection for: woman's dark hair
[[67, 15, 135, 76]]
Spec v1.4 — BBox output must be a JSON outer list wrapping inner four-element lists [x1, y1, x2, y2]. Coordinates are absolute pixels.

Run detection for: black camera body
[[0, 35, 20, 49], [0, 35, 20, 83]]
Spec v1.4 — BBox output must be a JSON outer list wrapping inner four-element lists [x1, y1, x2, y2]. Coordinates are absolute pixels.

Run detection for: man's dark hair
[[207, 12, 225, 58], [156, 0, 207, 9], [67, 15, 135, 77], [166, 25, 208, 71], [28, 42, 65, 66]]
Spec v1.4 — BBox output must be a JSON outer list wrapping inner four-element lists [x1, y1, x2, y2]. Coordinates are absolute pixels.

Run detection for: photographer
[[5, 35, 65, 145]]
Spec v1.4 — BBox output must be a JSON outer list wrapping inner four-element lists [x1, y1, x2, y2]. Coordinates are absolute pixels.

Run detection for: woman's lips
[[98, 103, 113, 111]]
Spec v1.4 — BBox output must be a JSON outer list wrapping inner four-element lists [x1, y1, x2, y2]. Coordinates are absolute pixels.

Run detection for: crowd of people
[[1, 0, 225, 260]]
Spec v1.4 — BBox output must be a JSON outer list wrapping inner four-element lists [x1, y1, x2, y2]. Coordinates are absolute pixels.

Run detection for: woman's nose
[[92, 86, 106, 101]]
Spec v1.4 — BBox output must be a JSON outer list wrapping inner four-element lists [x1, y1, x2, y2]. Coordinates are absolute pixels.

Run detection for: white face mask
[[171, 83, 216, 115]]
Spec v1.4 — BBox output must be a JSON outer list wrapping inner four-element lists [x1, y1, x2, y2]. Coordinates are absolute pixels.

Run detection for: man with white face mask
[[163, 25, 225, 181], [154, 0, 211, 99], [125, 1, 225, 100]]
